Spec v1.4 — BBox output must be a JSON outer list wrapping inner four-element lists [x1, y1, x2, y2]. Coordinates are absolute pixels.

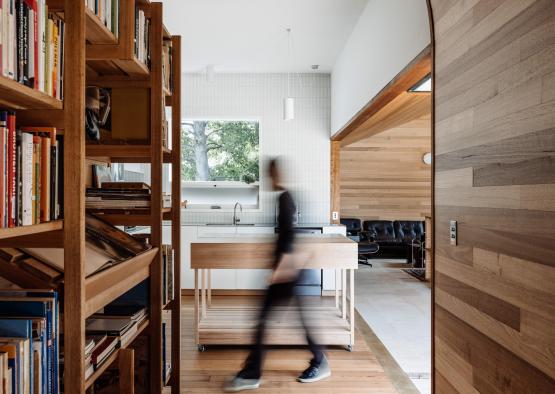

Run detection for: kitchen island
[[190, 234, 357, 351]]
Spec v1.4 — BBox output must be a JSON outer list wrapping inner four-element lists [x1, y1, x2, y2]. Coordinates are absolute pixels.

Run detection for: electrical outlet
[[450, 220, 457, 245], [332, 211, 339, 221]]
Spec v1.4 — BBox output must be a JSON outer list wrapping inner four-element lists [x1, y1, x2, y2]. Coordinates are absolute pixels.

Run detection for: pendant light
[[283, 28, 295, 121]]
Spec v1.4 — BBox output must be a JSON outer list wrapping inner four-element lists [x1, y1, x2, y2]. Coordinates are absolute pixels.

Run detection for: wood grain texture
[[330, 141, 341, 224], [63, 0, 87, 392], [431, 0, 555, 391], [191, 236, 358, 270], [332, 46, 431, 142], [149, 3, 164, 393], [170, 35, 182, 394], [340, 114, 431, 221], [181, 296, 397, 393]]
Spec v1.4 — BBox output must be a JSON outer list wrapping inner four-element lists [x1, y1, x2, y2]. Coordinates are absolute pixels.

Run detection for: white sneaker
[[223, 377, 261, 392]]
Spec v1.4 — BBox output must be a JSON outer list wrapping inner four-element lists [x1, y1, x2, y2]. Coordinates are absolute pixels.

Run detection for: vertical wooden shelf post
[[170, 35, 182, 393], [63, 0, 87, 392], [149, 3, 164, 392]]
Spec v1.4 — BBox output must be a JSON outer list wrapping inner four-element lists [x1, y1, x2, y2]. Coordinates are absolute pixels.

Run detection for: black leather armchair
[[362, 220, 425, 262], [340, 218, 362, 240]]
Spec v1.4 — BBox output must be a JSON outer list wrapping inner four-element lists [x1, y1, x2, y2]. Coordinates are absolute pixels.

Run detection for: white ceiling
[[160, 0, 369, 73]]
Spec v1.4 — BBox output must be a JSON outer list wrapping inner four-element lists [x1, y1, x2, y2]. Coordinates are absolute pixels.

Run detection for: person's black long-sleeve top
[[274, 190, 296, 267]]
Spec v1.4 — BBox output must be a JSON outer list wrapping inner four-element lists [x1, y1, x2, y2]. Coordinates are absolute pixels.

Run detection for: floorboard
[[180, 296, 397, 393]]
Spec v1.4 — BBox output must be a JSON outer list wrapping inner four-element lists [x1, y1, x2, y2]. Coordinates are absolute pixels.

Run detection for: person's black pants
[[238, 279, 325, 379]]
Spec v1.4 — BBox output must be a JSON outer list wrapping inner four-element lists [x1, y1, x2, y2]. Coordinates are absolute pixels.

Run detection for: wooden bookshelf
[[85, 7, 118, 45], [85, 247, 158, 317], [88, 208, 172, 227], [86, 0, 152, 77], [86, 144, 173, 163], [0, 1, 182, 392], [0, 76, 63, 110], [0, 221, 63, 240]]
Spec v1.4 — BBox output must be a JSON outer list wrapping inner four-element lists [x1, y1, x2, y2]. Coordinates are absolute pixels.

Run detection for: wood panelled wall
[[340, 114, 431, 221], [430, 0, 555, 392]]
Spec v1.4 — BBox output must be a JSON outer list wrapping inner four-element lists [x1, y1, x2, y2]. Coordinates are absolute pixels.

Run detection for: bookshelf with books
[[0, 1, 181, 393]]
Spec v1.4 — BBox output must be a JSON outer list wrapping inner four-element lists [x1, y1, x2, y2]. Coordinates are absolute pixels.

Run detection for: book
[[0, 290, 58, 394], [89, 335, 117, 367]]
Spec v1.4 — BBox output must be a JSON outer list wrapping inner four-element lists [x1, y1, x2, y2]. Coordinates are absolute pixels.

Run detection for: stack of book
[[0, 289, 59, 394], [84, 0, 119, 38], [86, 182, 151, 210], [134, 5, 150, 67], [84, 336, 95, 379], [162, 245, 174, 306], [0, 113, 63, 228], [86, 316, 138, 350], [86, 181, 171, 211], [1, 0, 65, 99], [85, 334, 117, 377]]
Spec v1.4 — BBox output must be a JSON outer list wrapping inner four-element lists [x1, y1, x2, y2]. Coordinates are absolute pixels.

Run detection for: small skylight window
[[409, 75, 432, 92]]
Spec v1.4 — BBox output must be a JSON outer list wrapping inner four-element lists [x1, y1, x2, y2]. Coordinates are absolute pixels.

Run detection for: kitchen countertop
[[181, 222, 345, 227]]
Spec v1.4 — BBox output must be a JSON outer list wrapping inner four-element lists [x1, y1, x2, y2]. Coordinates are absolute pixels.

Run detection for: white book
[[107, 0, 111, 28], [38, 0, 45, 92], [21, 132, 34, 226]]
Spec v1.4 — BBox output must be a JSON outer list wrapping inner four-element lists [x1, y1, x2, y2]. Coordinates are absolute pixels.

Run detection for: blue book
[[0, 291, 59, 394], [0, 319, 33, 394]]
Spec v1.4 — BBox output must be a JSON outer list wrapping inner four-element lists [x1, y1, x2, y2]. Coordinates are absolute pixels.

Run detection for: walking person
[[224, 158, 331, 392]]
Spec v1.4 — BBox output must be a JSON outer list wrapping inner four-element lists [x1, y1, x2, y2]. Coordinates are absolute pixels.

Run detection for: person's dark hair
[[268, 157, 280, 178]]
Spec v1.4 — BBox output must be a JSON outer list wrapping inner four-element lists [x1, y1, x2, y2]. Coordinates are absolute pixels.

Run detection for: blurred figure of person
[[224, 158, 330, 392]]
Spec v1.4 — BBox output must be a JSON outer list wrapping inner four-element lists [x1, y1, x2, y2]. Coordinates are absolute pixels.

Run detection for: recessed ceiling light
[[409, 74, 432, 93]]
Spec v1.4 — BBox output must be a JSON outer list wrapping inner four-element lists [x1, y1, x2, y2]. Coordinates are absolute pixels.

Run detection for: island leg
[[194, 269, 199, 345], [350, 269, 355, 348], [342, 269, 347, 320]]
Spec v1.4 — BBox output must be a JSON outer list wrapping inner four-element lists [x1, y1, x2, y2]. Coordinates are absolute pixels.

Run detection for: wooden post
[[63, 0, 86, 392], [119, 348, 135, 394], [149, 3, 164, 393], [170, 35, 182, 393], [194, 269, 199, 345], [330, 141, 341, 224]]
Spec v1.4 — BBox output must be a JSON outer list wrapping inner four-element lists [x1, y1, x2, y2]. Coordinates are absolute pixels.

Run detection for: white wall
[[331, 0, 430, 134], [182, 73, 331, 224]]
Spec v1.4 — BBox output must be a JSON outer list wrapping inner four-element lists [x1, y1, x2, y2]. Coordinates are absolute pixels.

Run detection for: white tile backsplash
[[182, 73, 331, 224]]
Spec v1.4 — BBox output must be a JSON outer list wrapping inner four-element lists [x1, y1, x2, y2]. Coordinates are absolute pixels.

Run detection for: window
[[181, 119, 261, 210]]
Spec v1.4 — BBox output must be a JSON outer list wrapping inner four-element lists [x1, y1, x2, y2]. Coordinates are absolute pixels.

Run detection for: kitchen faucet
[[233, 202, 243, 225]]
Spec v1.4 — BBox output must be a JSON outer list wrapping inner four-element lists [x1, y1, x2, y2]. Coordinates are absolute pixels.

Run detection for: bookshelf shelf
[[85, 8, 118, 44], [0, 220, 64, 240], [88, 208, 172, 227], [85, 247, 158, 317], [86, 144, 172, 162], [0, 76, 63, 110], [84, 319, 150, 389]]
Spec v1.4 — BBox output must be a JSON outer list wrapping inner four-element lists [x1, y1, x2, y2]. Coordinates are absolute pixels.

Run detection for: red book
[[7, 112, 16, 227]]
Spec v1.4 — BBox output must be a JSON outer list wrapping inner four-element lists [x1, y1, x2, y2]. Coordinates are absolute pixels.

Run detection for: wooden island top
[[191, 234, 358, 270]]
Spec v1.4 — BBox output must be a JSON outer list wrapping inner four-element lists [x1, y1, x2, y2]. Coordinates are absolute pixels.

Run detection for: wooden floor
[[180, 296, 397, 393]]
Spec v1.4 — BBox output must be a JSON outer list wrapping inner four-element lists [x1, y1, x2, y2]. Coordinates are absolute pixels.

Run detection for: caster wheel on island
[[198, 344, 207, 352], [346, 345, 353, 352]]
